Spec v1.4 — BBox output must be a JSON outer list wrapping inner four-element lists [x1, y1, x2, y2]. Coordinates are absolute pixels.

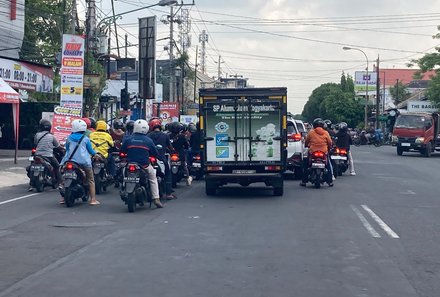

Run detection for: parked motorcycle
[[120, 161, 154, 213], [330, 147, 349, 177], [305, 151, 330, 189], [60, 161, 89, 207], [92, 153, 112, 194], [170, 151, 185, 188], [190, 152, 203, 180]]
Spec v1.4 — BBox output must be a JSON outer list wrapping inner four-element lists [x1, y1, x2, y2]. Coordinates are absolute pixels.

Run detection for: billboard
[[355, 71, 377, 92], [60, 34, 85, 108], [51, 106, 82, 144], [407, 100, 440, 113], [139, 16, 156, 100], [0, 57, 53, 92], [153, 102, 180, 123]]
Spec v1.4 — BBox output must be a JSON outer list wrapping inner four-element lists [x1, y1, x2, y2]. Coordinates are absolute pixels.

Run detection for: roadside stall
[[0, 77, 20, 163]]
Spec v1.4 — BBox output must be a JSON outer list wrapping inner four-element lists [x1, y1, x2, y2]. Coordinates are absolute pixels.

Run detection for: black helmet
[[39, 119, 52, 131], [324, 119, 332, 129], [188, 123, 197, 133], [339, 122, 348, 131], [88, 117, 96, 129], [113, 119, 123, 130], [312, 118, 324, 129], [167, 121, 183, 134], [125, 120, 134, 133]]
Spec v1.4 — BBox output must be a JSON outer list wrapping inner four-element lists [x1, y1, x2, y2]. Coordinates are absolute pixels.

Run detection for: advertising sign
[[0, 57, 53, 92], [407, 100, 440, 113], [355, 71, 377, 92], [60, 34, 85, 108], [51, 106, 82, 144], [153, 102, 180, 123], [139, 16, 156, 100], [180, 115, 198, 124]]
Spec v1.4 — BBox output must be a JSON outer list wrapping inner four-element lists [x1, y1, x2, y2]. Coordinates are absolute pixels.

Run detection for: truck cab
[[199, 88, 288, 196], [392, 112, 439, 157]]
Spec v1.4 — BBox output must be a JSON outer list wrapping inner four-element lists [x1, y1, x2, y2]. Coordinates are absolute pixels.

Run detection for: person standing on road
[[335, 122, 356, 176], [121, 120, 163, 208], [147, 118, 176, 200], [301, 118, 333, 187], [61, 119, 100, 205]]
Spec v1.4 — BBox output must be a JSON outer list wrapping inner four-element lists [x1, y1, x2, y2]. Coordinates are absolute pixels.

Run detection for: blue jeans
[[107, 154, 116, 177]]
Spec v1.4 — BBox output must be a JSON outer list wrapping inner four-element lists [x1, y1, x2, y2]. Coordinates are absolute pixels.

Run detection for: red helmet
[[82, 117, 91, 129], [149, 118, 162, 131]]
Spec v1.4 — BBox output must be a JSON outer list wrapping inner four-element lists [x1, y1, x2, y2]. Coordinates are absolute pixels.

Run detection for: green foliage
[[83, 53, 106, 117], [301, 73, 363, 127], [389, 81, 410, 104], [426, 74, 440, 102]]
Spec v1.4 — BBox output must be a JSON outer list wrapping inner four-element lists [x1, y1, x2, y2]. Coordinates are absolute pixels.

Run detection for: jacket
[[61, 133, 96, 168], [121, 133, 158, 166], [89, 131, 114, 158], [305, 127, 332, 154]]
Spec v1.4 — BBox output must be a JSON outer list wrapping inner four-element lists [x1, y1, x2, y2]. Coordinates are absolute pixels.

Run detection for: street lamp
[[343, 46, 369, 128]]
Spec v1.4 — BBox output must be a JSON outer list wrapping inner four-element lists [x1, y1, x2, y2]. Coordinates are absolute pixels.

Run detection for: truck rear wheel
[[397, 147, 403, 156], [205, 181, 217, 196], [273, 187, 283, 196]]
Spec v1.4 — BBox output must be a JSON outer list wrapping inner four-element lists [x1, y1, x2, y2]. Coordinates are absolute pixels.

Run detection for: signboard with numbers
[[51, 106, 82, 145], [60, 34, 85, 108]]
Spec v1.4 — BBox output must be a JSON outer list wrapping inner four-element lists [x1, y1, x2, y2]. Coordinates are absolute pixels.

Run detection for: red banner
[[51, 106, 82, 144], [153, 102, 180, 123]]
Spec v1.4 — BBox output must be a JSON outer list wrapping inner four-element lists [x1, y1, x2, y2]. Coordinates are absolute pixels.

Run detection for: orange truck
[[392, 112, 439, 157]]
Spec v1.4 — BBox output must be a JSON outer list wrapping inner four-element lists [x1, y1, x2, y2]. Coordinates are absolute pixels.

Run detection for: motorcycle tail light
[[194, 155, 201, 161], [340, 149, 347, 155], [312, 151, 325, 158], [119, 152, 127, 158], [31, 148, 36, 155], [171, 154, 180, 162], [66, 162, 74, 170], [149, 156, 157, 163], [128, 164, 137, 172]]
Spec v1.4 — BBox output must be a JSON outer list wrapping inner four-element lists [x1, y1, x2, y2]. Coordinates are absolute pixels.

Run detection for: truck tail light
[[265, 165, 281, 171], [206, 166, 222, 172]]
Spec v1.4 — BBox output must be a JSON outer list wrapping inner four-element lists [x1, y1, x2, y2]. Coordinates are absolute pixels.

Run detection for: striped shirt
[[34, 132, 59, 157]]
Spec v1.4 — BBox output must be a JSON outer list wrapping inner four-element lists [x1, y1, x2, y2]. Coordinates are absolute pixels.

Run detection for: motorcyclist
[[29, 119, 63, 190], [60, 119, 100, 205], [121, 120, 163, 208], [324, 119, 335, 138], [110, 119, 125, 150], [335, 122, 356, 176], [189, 122, 202, 165], [124, 120, 135, 138], [167, 121, 192, 186], [147, 118, 176, 200], [89, 120, 115, 179], [300, 118, 333, 187], [82, 118, 92, 137]]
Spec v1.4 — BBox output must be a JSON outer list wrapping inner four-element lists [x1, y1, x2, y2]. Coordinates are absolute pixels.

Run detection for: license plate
[[63, 172, 77, 178], [401, 143, 411, 147], [94, 163, 105, 168], [192, 163, 201, 168], [232, 170, 256, 174], [124, 177, 140, 182], [311, 163, 325, 169], [171, 161, 181, 166], [331, 156, 347, 160], [28, 156, 34, 161], [30, 165, 45, 171]]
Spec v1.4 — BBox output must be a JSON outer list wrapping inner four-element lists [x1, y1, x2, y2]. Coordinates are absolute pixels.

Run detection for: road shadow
[[210, 185, 281, 200]]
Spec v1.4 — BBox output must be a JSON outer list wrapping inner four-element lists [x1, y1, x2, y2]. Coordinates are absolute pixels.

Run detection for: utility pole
[[169, 6, 175, 102], [193, 45, 198, 103], [199, 30, 208, 74], [217, 55, 223, 80], [376, 55, 380, 129], [110, 0, 121, 57], [396, 79, 399, 104], [71, 0, 78, 34]]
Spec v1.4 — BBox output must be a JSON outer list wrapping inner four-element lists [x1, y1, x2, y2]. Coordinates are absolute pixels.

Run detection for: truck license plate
[[232, 170, 256, 174], [401, 143, 410, 147]]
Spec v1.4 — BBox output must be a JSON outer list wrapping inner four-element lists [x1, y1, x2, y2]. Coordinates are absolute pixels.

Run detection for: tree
[[410, 26, 440, 103], [389, 81, 410, 105]]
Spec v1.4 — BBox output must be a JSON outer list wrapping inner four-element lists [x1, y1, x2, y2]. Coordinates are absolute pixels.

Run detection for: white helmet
[[71, 119, 87, 133], [133, 119, 149, 134]]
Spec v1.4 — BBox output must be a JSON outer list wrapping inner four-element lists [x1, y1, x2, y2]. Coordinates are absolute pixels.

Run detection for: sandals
[[88, 200, 101, 205]]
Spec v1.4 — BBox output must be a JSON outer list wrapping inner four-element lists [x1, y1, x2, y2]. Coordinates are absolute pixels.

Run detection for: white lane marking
[[400, 190, 416, 195], [0, 193, 40, 206], [361, 205, 400, 239], [350, 205, 381, 238]]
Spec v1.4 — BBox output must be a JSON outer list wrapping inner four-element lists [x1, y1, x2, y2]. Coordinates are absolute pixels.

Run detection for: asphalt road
[[0, 145, 439, 297]]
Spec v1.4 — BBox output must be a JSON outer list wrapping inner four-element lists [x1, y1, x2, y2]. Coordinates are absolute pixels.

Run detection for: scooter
[[190, 152, 204, 180], [60, 161, 89, 207], [330, 147, 349, 177], [170, 151, 185, 188], [305, 151, 331, 189], [120, 161, 153, 213], [27, 148, 57, 192], [92, 153, 112, 194]]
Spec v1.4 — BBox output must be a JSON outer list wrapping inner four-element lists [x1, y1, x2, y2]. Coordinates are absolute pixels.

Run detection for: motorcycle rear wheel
[[95, 174, 102, 195], [127, 193, 136, 213], [34, 177, 44, 193], [314, 180, 321, 189], [65, 188, 75, 207]]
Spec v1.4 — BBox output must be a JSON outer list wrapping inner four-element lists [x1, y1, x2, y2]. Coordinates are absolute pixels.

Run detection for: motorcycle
[[113, 151, 126, 188], [330, 147, 349, 177], [190, 152, 203, 180], [355, 130, 383, 147], [305, 151, 330, 189], [120, 159, 157, 213], [149, 155, 166, 198], [92, 153, 112, 194], [60, 161, 89, 207], [170, 151, 185, 188], [27, 148, 57, 192]]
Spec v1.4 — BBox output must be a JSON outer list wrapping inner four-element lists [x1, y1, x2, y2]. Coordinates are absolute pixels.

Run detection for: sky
[[77, 0, 440, 114]]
